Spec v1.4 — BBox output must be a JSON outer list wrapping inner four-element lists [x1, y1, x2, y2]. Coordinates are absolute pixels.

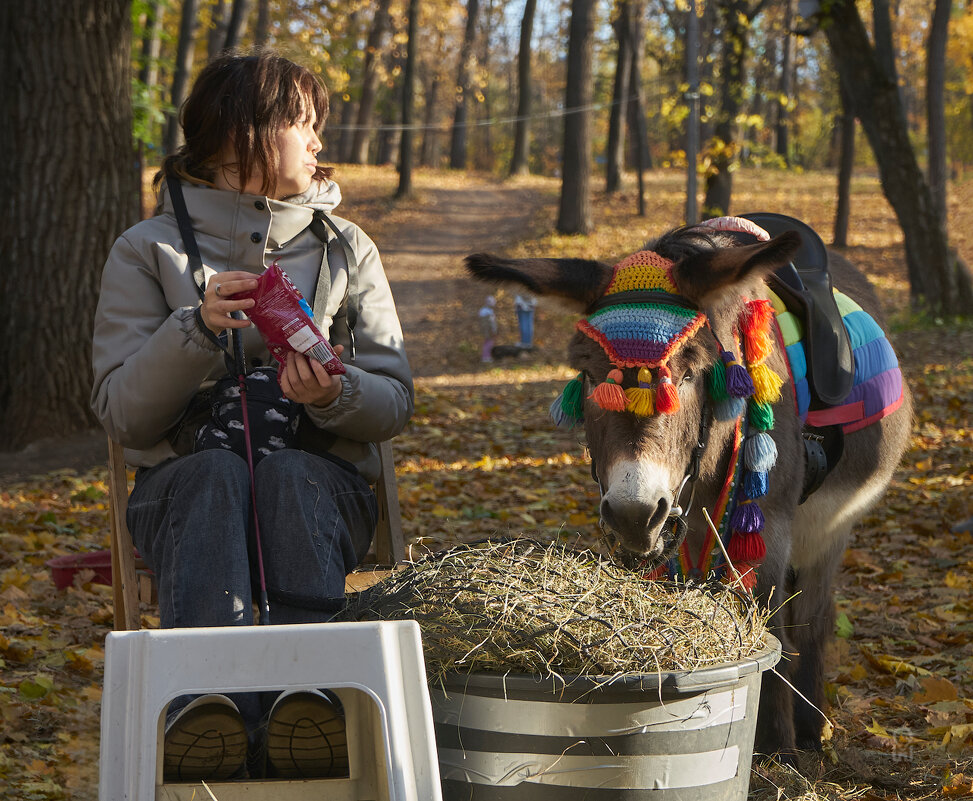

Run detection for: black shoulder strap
[[166, 176, 237, 367], [167, 177, 206, 301], [309, 210, 360, 361]]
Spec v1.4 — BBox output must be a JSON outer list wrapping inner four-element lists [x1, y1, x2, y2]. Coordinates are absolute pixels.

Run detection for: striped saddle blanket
[[769, 288, 904, 432]]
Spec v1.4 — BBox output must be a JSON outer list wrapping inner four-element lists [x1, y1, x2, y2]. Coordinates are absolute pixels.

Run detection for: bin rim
[[437, 632, 781, 695]]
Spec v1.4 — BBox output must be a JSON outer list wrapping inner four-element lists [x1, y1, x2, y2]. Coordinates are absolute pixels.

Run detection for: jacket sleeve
[[302, 224, 414, 443], [90, 232, 224, 449]]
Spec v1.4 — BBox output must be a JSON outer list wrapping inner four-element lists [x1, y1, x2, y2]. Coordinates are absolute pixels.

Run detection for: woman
[[90, 50, 413, 781]]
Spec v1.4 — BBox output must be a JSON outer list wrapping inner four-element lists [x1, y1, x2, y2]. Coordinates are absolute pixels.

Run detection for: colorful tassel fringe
[[655, 364, 680, 413], [550, 374, 585, 428], [625, 367, 655, 416], [742, 469, 769, 499], [708, 359, 728, 402], [748, 401, 774, 431], [741, 299, 775, 363], [728, 530, 767, 563], [745, 431, 778, 472], [722, 350, 755, 398], [749, 362, 784, 404], [590, 369, 627, 412], [714, 396, 746, 422]]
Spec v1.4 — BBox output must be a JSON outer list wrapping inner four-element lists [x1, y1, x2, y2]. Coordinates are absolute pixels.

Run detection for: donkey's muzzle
[[599, 494, 671, 556]]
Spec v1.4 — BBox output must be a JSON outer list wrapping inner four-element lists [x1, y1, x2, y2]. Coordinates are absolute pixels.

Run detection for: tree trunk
[[165, 0, 200, 154], [335, 9, 362, 164], [137, 0, 164, 192], [0, 0, 140, 450], [420, 66, 443, 167], [138, 0, 163, 90], [775, 0, 796, 164], [557, 0, 596, 234], [208, 0, 229, 60], [449, 0, 480, 169], [926, 0, 951, 223], [350, 0, 393, 165], [625, 5, 652, 171], [824, 0, 973, 313], [509, 0, 537, 176], [336, 96, 357, 163], [833, 81, 855, 248], [223, 0, 252, 51], [397, 0, 419, 198], [606, 0, 632, 194], [702, 0, 754, 217], [474, 0, 495, 172], [254, 0, 270, 45]]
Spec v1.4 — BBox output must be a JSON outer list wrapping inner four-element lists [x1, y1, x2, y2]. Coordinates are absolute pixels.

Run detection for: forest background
[[0, 0, 972, 798]]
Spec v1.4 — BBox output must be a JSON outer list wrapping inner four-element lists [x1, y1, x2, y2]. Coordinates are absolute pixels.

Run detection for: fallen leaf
[[914, 676, 960, 704]]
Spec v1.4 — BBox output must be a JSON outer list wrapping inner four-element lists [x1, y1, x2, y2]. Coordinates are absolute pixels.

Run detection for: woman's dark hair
[[156, 49, 334, 197]]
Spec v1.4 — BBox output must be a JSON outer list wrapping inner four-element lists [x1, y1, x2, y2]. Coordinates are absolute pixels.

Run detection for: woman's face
[[274, 109, 322, 199]]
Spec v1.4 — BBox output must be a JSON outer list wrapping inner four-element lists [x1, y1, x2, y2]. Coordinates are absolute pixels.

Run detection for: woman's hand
[[280, 348, 345, 407], [200, 272, 259, 335]]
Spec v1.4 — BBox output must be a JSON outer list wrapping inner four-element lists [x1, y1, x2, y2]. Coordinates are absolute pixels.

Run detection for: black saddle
[[741, 212, 855, 406]]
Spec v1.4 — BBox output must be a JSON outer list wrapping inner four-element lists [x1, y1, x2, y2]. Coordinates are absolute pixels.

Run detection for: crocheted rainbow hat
[[550, 251, 707, 423]]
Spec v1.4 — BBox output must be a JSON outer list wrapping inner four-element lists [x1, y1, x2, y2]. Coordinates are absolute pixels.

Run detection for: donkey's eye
[[682, 368, 696, 383]]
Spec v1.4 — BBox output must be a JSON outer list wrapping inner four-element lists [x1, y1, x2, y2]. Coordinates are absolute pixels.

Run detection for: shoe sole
[[266, 694, 349, 779], [164, 704, 248, 782]]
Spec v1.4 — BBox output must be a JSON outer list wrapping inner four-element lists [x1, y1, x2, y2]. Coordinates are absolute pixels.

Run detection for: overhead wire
[[324, 75, 675, 133]]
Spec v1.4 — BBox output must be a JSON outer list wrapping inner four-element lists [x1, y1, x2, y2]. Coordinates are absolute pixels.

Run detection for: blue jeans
[[128, 448, 377, 630], [516, 309, 534, 347], [128, 448, 377, 729]]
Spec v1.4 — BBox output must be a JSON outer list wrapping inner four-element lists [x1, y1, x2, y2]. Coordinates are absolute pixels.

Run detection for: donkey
[[466, 217, 912, 757]]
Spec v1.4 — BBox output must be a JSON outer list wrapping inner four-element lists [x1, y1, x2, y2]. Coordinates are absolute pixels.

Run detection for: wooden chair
[[108, 437, 406, 631]]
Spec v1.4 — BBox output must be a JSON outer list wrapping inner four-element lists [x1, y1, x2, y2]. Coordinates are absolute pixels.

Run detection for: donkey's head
[[466, 219, 800, 561]]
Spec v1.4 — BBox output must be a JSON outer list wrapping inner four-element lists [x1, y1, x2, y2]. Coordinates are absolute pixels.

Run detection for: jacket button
[[254, 201, 265, 210], [250, 232, 263, 243]]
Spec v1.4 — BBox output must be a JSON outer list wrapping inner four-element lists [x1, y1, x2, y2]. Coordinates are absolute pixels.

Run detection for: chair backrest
[[107, 437, 406, 631]]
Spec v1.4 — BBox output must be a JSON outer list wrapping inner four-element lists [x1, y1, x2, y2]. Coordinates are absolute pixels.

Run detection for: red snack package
[[232, 260, 346, 375]]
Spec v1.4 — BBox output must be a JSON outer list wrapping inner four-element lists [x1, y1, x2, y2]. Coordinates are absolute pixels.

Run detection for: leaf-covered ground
[[1, 167, 971, 799]]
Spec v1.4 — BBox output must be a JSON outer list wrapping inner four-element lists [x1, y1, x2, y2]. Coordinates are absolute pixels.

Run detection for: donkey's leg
[[787, 536, 847, 750], [753, 545, 797, 761]]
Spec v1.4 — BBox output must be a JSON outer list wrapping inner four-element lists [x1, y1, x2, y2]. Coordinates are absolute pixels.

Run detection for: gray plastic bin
[[430, 634, 781, 800]]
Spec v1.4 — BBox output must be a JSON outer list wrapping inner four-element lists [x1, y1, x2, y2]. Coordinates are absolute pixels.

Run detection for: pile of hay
[[345, 539, 769, 682]]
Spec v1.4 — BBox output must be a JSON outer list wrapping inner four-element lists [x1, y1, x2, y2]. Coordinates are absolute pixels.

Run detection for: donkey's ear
[[671, 231, 801, 306], [466, 253, 614, 310]]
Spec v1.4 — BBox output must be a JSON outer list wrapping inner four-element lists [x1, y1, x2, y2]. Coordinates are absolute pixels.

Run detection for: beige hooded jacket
[[90, 179, 413, 483]]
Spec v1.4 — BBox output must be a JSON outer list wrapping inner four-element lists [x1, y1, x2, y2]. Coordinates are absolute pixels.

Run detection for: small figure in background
[[478, 295, 498, 363], [514, 292, 537, 349]]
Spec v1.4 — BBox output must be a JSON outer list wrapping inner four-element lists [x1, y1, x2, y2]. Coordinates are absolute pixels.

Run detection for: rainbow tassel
[[655, 364, 680, 414], [748, 400, 774, 431], [560, 373, 585, 419], [741, 299, 775, 363], [749, 362, 784, 404], [730, 500, 765, 533], [736, 563, 759, 592], [549, 374, 585, 427], [722, 350, 755, 398], [745, 432, 778, 472], [708, 359, 728, 402], [625, 367, 655, 416], [742, 470, 769, 499], [589, 369, 627, 412], [714, 396, 746, 422], [728, 531, 767, 563]]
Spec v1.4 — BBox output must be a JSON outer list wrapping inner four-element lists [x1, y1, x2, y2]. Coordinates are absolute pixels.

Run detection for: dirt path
[[0, 180, 547, 480], [377, 183, 546, 376]]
